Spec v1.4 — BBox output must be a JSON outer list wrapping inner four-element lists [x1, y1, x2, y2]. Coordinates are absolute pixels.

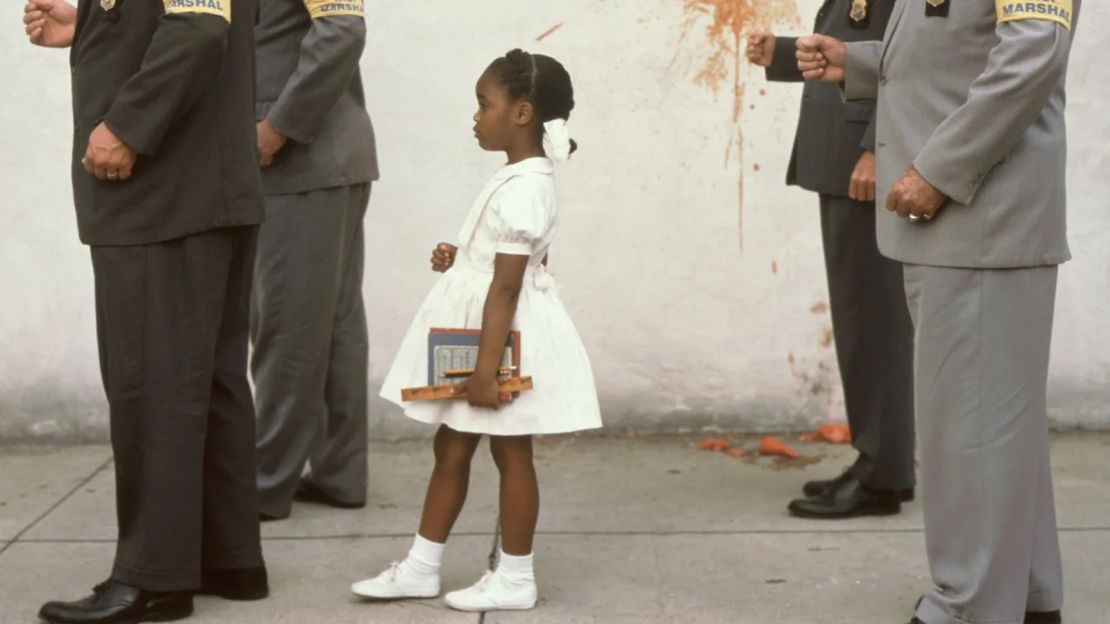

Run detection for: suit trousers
[[905, 265, 1064, 624], [252, 183, 370, 517], [820, 194, 916, 490], [91, 226, 264, 591]]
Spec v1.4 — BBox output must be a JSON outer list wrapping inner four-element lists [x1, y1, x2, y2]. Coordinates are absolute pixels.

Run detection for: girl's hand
[[431, 243, 458, 273], [453, 373, 511, 409]]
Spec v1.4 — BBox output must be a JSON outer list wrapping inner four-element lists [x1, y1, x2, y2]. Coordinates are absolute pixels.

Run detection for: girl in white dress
[[351, 49, 602, 612]]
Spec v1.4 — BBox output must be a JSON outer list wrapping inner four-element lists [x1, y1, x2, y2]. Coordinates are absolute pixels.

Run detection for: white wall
[[2, 0, 1108, 441]]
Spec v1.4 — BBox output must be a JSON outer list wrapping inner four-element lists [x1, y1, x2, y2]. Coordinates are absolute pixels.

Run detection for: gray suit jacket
[[767, 0, 894, 197], [844, 0, 1079, 268], [255, 0, 379, 196]]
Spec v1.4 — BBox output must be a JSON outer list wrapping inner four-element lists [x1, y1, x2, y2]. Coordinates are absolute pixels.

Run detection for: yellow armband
[[304, 0, 364, 19], [996, 0, 1073, 31], [164, 0, 231, 23]]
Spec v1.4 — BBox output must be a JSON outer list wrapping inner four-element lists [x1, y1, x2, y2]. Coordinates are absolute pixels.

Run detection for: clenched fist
[[746, 32, 776, 67], [796, 34, 846, 82], [886, 166, 945, 221], [82, 123, 136, 182], [24, 0, 76, 48], [431, 243, 457, 273]]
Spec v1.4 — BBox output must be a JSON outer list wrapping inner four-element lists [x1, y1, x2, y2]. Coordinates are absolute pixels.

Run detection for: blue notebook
[[427, 328, 521, 386]]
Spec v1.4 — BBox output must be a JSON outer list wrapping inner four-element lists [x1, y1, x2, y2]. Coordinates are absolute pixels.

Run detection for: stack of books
[[401, 328, 533, 402]]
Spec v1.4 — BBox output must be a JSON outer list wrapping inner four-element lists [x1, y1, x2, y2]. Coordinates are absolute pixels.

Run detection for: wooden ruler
[[401, 376, 534, 402]]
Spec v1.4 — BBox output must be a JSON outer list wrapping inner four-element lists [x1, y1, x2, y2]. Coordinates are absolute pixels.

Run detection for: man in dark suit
[[23, 0, 268, 620], [251, 0, 378, 520], [747, 0, 915, 519]]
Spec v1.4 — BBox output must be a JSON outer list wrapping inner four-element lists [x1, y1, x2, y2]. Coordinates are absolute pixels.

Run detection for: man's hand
[[849, 150, 876, 202], [796, 34, 846, 82], [82, 123, 136, 182], [746, 32, 776, 67], [431, 243, 458, 273], [257, 119, 288, 167], [886, 166, 946, 221], [24, 0, 76, 48]]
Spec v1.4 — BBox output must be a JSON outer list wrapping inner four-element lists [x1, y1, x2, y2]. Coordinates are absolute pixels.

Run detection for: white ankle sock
[[403, 534, 445, 577], [496, 550, 535, 585]]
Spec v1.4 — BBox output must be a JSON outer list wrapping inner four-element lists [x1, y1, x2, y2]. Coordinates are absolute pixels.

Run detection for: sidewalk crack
[[0, 456, 113, 559]]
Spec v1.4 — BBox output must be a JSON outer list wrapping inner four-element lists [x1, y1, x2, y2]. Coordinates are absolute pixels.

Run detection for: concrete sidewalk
[[1, 433, 1107, 623]]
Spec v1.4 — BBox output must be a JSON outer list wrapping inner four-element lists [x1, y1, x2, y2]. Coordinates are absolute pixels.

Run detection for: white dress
[[380, 157, 603, 436]]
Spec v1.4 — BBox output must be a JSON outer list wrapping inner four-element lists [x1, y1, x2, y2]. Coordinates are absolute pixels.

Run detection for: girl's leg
[[418, 425, 483, 542], [442, 434, 539, 611], [489, 435, 539, 555], [351, 425, 481, 599]]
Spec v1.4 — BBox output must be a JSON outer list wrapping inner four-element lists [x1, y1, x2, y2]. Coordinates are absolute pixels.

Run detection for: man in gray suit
[[252, 0, 378, 520], [798, 0, 1078, 622], [747, 0, 916, 520]]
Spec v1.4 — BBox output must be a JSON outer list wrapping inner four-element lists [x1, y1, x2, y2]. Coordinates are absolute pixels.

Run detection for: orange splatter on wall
[[674, 0, 800, 247], [535, 22, 564, 41]]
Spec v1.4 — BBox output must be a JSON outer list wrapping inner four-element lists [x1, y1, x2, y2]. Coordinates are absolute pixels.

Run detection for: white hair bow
[[543, 119, 573, 162]]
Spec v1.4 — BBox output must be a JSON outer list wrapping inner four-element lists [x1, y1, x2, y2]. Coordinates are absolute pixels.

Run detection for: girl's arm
[[460, 253, 529, 408]]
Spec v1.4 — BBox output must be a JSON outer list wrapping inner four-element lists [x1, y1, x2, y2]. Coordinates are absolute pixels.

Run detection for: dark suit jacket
[[766, 0, 894, 198], [254, 0, 378, 195], [70, 0, 264, 246]]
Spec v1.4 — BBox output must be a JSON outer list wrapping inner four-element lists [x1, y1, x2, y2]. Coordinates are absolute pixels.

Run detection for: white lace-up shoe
[[351, 561, 440, 600], [444, 570, 538, 612]]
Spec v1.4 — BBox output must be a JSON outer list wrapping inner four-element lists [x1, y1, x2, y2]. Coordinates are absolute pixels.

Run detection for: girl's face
[[472, 69, 533, 152]]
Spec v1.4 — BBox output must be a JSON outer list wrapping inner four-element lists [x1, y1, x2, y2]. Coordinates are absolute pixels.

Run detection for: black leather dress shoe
[[197, 566, 269, 601], [803, 470, 915, 502], [38, 580, 193, 624], [788, 475, 902, 519], [802, 470, 852, 497], [293, 477, 365, 510]]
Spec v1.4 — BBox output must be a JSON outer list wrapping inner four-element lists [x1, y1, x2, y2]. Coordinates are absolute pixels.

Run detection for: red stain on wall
[[674, 0, 800, 247]]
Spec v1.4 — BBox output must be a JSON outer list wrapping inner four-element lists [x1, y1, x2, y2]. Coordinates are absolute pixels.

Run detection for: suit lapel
[[814, 0, 836, 29], [880, 0, 912, 69]]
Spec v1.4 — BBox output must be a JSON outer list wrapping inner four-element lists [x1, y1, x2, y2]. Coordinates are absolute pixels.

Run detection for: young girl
[[351, 49, 602, 612]]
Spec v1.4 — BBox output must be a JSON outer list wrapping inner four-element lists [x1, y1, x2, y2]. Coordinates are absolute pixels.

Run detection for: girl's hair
[[487, 49, 578, 154]]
